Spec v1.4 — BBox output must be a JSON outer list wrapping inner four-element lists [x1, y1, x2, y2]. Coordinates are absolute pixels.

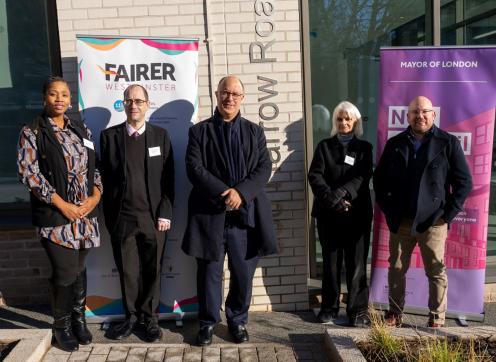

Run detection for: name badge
[[148, 146, 161, 157], [83, 138, 94, 150], [344, 155, 355, 166]]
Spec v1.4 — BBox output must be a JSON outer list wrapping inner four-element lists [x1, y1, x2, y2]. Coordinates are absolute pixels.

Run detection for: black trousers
[[110, 214, 166, 322], [41, 238, 89, 286], [317, 217, 370, 317], [196, 221, 259, 328]]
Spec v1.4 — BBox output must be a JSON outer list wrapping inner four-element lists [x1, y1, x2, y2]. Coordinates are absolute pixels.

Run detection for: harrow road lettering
[[250, 0, 281, 166]]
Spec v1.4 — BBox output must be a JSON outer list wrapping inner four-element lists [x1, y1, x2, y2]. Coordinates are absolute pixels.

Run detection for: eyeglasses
[[409, 109, 433, 116], [219, 91, 244, 100], [124, 98, 147, 106]]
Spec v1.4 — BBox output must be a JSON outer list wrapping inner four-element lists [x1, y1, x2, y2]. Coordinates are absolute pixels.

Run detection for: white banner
[[76, 35, 199, 321]]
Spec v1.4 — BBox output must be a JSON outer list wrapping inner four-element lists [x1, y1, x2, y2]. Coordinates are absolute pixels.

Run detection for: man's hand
[[157, 219, 171, 232], [221, 188, 243, 210]]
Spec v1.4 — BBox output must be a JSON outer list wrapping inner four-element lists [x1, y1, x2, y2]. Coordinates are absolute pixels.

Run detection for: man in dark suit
[[182, 75, 278, 346], [374, 95, 472, 328], [100, 84, 174, 342]]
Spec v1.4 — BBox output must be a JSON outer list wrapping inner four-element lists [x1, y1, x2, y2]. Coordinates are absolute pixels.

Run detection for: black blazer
[[100, 122, 175, 233], [373, 126, 472, 234], [308, 136, 373, 227], [181, 115, 278, 261]]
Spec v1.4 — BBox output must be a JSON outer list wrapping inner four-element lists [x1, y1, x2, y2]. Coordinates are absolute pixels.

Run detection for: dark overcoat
[[181, 115, 278, 261], [99, 122, 175, 233], [308, 136, 373, 238], [373, 126, 472, 234]]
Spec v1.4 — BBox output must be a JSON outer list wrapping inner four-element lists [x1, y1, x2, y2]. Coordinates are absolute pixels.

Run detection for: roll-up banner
[[371, 47, 496, 321], [76, 35, 199, 321]]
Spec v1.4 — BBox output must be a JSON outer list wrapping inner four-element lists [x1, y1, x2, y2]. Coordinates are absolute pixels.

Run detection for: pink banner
[[370, 47, 496, 318]]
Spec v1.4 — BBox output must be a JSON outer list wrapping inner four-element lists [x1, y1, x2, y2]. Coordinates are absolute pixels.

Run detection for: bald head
[[407, 96, 436, 137], [408, 96, 433, 111], [217, 76, 245, 92]]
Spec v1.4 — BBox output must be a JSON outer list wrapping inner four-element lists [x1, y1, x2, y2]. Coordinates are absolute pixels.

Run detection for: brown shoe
[[427, 315, 444, 328], [384, 311, 402, 327]]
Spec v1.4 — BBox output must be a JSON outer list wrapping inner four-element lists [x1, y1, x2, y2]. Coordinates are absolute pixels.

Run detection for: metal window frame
[[46, 0, 63, 76]]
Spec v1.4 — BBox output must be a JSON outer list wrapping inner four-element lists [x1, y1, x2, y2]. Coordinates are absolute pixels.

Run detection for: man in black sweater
[[100, 84, 174, 342]]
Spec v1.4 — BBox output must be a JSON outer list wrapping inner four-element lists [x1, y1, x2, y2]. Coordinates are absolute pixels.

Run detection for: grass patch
[[355, 310, 495, 361]]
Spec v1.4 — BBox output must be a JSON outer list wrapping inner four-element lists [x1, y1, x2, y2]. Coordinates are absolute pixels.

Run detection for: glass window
[[0, 0, 60, 204], [308, 0, 426, 278], [466, 14, 496, 44], [309, 0, 426, 152], [441, 0, 496, 45]]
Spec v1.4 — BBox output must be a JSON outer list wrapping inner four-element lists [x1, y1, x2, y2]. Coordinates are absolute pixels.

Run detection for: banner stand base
[[456, 316, 469, 327], [371, 302, 484, 323]]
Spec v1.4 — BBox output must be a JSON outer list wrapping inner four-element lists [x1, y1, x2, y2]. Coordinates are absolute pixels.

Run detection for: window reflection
[[309, 0, 426, 276], [0, 0, 55, 202]]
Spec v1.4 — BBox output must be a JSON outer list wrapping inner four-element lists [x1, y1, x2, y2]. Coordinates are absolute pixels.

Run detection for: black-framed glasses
[[124, 98, 147, 106], [219, 91, 244, 100]]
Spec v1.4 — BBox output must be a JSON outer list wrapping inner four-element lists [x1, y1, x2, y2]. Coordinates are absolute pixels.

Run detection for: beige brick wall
[[56, 0, 308, 312]]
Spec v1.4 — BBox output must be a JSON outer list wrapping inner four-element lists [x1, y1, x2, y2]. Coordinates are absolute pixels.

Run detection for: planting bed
[[357, 337, 496, 361]]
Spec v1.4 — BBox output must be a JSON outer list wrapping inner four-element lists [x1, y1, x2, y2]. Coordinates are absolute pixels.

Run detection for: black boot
[[50, 281, 79, 352], [72, 270, 92, 345]]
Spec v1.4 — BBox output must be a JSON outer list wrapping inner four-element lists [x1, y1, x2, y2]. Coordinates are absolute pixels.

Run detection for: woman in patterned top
[[17, 76, 102, 352]]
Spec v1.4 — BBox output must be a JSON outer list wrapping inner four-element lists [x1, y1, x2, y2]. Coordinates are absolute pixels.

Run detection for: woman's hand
[[52, 193, 82, 222], [79, 196, 98, 217], [79, 187, 101, 217]]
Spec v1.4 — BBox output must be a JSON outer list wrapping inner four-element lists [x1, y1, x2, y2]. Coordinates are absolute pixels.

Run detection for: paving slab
[[0, 329, 51, 362], [144, 347, 165, 362]]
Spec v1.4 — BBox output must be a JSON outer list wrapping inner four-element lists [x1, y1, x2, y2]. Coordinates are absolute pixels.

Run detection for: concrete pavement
[[1, 302, 495, 361]]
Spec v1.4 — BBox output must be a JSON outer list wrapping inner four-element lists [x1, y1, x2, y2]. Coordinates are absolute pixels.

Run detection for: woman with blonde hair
[[308, 101, 372, 327]]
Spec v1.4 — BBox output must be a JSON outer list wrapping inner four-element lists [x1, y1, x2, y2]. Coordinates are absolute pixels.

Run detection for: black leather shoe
[[229, 324, 249, 344], [197, 325, 215, 346], [106, 319, 136, 340], [317, 310, 338, 323], [144, 321, 162, 342], [348, 313, 371, 328]]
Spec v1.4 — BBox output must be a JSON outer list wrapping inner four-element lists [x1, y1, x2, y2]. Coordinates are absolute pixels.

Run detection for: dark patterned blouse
[[17, 117, 102, 249]]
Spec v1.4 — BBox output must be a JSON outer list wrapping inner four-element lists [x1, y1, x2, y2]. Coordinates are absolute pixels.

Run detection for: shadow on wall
[[261, 118, 308, 310]]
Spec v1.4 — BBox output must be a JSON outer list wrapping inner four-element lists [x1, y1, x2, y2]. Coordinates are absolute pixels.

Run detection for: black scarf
[[214, 109, 255, 227]]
